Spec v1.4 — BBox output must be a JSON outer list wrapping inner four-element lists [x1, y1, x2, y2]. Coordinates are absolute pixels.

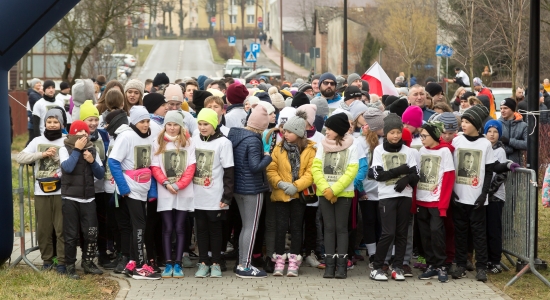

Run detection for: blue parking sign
[[228, 36, 236, 46], [250, 43, 260, 54]]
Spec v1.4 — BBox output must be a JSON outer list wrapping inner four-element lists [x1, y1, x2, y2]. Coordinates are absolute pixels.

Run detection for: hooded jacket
[[227, 127, 272, 194], [27, 88, 42, 131], [499, 113, 527, 164]]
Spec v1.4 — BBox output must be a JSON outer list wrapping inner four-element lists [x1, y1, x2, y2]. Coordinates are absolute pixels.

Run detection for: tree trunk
[[179, 0, 184, 36], [71, 28, 108, 85], [62, 46, 74, 82], [241, 1, 245, 65], [468, 1, 475, 89]]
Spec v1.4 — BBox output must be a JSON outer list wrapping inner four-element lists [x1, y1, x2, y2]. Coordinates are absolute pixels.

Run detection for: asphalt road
[[137, 39, 223, 82]]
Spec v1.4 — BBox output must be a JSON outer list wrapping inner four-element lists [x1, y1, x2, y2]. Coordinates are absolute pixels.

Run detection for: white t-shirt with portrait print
[[191, 134, 234, 211], [151, 138, 196, 212], [108, 130, 153, 201], [371, 144, 418, 200], [416, 146, 455, 202], [452, 135, 496, 205], [21, 135, 65, 196]]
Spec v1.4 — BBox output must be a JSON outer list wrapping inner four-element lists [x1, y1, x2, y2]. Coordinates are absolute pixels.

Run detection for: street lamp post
[[379, 48, 382, 66]]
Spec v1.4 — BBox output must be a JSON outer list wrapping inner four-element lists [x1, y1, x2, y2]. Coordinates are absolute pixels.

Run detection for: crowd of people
[[18, 70, 533, 284]]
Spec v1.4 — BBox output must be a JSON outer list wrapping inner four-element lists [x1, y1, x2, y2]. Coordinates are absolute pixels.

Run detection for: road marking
[[176, 40, 184, 79]]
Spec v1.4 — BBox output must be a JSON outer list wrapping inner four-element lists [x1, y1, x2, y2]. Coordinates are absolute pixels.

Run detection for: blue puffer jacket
[[227, 127, 272, 195]]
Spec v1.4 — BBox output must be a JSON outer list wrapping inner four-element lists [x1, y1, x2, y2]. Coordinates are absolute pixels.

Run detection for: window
[[247, 14, 254, 24], [229, 15, 237, 24], [247, 0, 255, 6]]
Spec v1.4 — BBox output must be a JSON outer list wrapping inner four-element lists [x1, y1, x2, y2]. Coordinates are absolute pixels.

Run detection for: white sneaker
[[226, 242, 234, 253], [391, 268, 406, 281], [370, 268, 388, 281], [305, 252, 321, 268]]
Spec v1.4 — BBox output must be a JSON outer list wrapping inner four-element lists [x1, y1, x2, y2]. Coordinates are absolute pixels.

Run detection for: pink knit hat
[[296, 104, 317, 126], [247, 105, 269, 131], [402, 105, 423, 128], [164, 84, 183, 102]]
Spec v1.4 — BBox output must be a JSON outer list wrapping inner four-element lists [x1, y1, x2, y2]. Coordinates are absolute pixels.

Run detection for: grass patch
[[488, 204, 550, 299], [120, 43, 154, 66], [12, 133, 35, 231], [208, 38, 240, 65], [12, 133, 28, 153], [0, 267, 118, 300]]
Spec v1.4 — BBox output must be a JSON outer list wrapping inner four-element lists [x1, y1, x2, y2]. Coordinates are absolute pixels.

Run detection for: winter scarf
[[150, 114, 164, 125], [282, 140, 301, 181], [44, 129, 62, 141], [321, 133, 354, 153], [382, 138, 404, 153], [64, 134, 93, 150], [130, 123, 151, 138]]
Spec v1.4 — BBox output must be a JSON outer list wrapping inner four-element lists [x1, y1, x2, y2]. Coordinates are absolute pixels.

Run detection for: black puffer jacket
[[61, 147, 97, 199], [227, 127, 272, 195]]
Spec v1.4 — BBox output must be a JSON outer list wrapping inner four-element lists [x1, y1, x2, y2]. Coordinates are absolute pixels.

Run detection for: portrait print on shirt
[[323, 149, 349, 182], [37, 144, 61, 178], [193, 149, 214, 186], [105, 145, 113, 181], [92, 139, 105, 161], [164, 149, 187, 183], [134, 145, 152, 169], [456, 148, 481, 187], [382, 152, 407, 186], [418, 155, 440, 191]]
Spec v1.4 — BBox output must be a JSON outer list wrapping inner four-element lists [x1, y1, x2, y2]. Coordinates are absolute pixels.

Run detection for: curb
[[108, 275, 130, 300]]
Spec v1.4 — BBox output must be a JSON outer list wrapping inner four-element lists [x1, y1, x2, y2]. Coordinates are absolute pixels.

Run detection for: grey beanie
[[164, 110, 186, 130], [44, 109, 65, 129], [72, 79, 96, 105], [348, 100, 368, 121], [310, 96, 330, 117], [383, 113, 403, 136], [363, 107, 385, 132], [438, 112, 459, 132], [347, 73, 361, 85], [283, 110, 308, 138]]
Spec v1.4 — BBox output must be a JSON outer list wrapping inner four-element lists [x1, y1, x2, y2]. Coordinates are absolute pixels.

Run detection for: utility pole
[[254, 0, 258, 70], [342, 0, 348, 74], [280, 0, 284, 80]]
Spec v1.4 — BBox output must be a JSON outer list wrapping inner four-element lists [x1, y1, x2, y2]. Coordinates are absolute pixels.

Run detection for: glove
[[500, 136, 510, 144], [171, 183, 179, 191], [278, 181, 293, 191], [323, 188, 337, 203], [474, 193, 487, 209], [391, 164, 410, 176], [451, 191, 460, 205], [394, 175, 410, 193], [284, 184, 298, 196], [508, 162, 520, 172]]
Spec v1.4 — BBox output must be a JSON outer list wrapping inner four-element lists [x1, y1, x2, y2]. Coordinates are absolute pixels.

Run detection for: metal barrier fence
[[284, 41, 313, 70], [10, 164, 40, 271], [502, 168, 550, 287]]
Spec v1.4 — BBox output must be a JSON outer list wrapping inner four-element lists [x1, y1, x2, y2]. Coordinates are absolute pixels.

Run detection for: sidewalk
[[261, 44, 310, 79], [10, 235, 507, 300]]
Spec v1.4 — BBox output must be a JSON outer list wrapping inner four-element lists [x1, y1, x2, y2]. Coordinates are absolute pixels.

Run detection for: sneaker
[[418, 266, 438, 280], [226, 242, 234, 252], [286, 254, 302, 277], [487, 262, 503, 274], [182, 255, 194, 268], [148, 259, 161, 273], [305, 252, 321, 268], [317, 262, 326, 269], [438, 267, 449, 283], [264, 257, 275, 273], [173, 262, 184, 278], [466, 259, 475, 271], [82, 260, 104, 275], [114, 256, 129, 274], [235, 266, 267, 278], [66, 264, 80, 280], [41, 263, 53, 271], [382, 264, 390, 274], [402, 264, 413, 277], [56, 265, 67, 274], [188, 252, 199, 260], [347, 259, 354, 270], [210, 264, 222, 278], [452, 266, 467, 279], [368, 255, 375, 269], [162, 262, 174, 278], [102, 254, 119, 270], [412, 249, 419, 259], [122, 260, 136, 278], [476, 269, 488, 282], [132, 264, 162, 280], [370, 268, 388, 281], [272, 254, 286, 276], [220, 255, 228, 272], [391, 268, 406, 281], [195, 263, 210, 278]]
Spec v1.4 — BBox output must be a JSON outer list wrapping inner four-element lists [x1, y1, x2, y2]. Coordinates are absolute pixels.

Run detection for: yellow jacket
[[267, 141, 316, 202]]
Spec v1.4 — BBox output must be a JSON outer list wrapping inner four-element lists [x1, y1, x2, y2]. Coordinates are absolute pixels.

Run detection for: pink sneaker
[[272, 253, 286, 276], [122, 260, 136, 278], [286, 254, 302, 277], [132, 264, 161, 280]]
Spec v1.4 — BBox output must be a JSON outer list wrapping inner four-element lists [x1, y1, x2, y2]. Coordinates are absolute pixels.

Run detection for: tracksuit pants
[[234, 193, 263, 268], [115, 196, 147, 266], [62, 199, 98, 265], [416, 206, 446, 268], [453, 201, 488, 270]]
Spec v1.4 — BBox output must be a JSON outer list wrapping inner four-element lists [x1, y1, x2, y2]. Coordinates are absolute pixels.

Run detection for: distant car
[[110, 53, 137, 67], [260, 72, 282, 82], [224, 59, 246, 75], [490, 87, 514, 119], [244, 68, 272, 81], [230, 66, 253, 78]]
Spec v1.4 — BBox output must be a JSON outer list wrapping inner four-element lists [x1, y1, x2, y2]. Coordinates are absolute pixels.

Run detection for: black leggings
[[302, 206, 318, 255], [360, 200, 381, 246], [319, 197, 352, 254], [160, 209, 187, 262], [114, 196, 146, 266], [106, 193, 121, 252], [274, 200, 306, 255], [195, 209, 224, 264], [145, 201, 163, 261]]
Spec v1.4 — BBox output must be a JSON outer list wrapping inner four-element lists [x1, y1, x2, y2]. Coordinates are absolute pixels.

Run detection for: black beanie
[[384, 95, 399, 107], [105, 109, 129, 137], [389, 98, 409, 117], [383, 113, 403, 136], [291, 92, 310, 108], [462, 104, 489, 131], [43, 80, 55, 91], [153, 72, 170, 87], [425, 82, 443, 97], [143, 93, 167, 114], [192, 90, 213, 114], [325, 113, 350, 137], [461, 91, 476, 100], [60, 82, 70, 90], [501, 97, 517, 112]]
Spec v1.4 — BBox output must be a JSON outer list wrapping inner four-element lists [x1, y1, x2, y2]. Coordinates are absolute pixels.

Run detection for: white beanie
[[277, 107, 296, 125], [129, 105, 150, 125], [247, 96, 260, 107], [258, 101, 275, 115]]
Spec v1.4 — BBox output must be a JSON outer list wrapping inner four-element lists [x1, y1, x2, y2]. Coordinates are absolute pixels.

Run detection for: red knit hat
[[226, 82, 249, 104], [70, 120, 90, 135], [402, 127, 412, 147]]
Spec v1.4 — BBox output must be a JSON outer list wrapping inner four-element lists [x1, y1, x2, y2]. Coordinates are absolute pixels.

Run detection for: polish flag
[[361, 62, 399, 97]]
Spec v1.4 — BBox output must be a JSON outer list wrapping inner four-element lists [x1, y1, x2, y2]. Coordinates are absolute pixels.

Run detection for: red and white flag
[[361, 62, 399, 97]]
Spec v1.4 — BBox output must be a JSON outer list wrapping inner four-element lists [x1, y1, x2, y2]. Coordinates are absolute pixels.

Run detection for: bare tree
[[51, 0, 146, 84]]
